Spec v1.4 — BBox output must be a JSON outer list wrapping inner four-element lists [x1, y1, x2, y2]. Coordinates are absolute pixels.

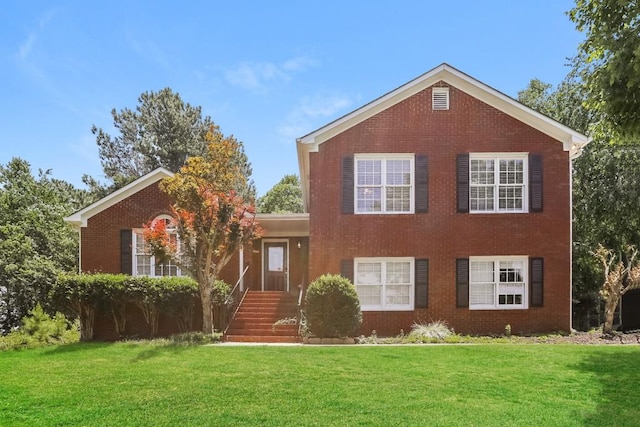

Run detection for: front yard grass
[[1, 343, 638, 426]]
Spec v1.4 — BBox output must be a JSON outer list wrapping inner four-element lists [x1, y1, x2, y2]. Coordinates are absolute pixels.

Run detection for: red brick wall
[[308, 84, 572, 336], [81, 183, 174, 273]]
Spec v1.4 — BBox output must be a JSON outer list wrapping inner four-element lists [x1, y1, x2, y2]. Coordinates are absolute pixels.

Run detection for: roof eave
[[63, 168, 175, 228]]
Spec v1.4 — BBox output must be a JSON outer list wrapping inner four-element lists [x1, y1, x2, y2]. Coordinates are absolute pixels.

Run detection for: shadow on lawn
[[127, 342, 193, 362], [42, 341, 111, 355], [574, 348, 640, 426]]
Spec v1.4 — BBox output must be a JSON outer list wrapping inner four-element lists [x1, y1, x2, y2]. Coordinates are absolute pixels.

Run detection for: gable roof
[[65, 168, 174, 227], [296, 63, 591, 210]]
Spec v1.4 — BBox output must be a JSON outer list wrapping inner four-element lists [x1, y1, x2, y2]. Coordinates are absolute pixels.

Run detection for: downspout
[[569, 155, 574, 332]]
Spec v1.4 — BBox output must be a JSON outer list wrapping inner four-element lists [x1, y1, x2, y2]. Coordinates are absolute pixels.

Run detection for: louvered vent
[[432, 87, 450, 110]]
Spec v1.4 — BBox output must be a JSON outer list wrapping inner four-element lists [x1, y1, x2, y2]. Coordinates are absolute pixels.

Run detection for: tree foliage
[[0, 158, 81, 335], [144, 130, 262, 334], [518, 74, 640, 329], [593, 245, 640, 334], [91, 88, 255, 198], [257, 174, 304, 213], [569, 0, 640, 139]]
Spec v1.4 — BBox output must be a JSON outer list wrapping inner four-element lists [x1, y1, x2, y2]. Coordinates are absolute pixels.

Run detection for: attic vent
[[432, 87, 450, 110]]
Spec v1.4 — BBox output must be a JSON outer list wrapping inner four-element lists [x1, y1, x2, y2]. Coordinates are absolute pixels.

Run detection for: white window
[[354, 258, 414, 311], [432, 87, 450, 110], [470, 153, 527, 213], [469, 256, 527, 310], [355, 154, 414, 214], [132, 216, 181, 277]]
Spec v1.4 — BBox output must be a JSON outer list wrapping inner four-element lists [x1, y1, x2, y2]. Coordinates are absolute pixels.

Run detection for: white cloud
[[281, 56, 319, 72], [225, 56, 318, 92], [277, 92, 355, 142], [16, 9, 55, 63]]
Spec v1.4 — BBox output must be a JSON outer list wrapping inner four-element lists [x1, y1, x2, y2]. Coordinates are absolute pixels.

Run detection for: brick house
[[66, 63, 590, 339]]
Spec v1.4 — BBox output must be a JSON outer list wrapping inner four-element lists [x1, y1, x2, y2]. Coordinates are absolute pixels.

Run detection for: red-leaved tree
[[144, 130, 262, 333]]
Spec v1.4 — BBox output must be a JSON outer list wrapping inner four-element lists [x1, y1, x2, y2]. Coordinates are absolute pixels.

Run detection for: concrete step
[[225, 335, 301, 343], [226, 327, 298, 336]]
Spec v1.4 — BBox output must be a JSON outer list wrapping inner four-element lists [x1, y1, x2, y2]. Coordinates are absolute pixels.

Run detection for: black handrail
[[222, 265, 250, 334], [297, 276, 306, 336]]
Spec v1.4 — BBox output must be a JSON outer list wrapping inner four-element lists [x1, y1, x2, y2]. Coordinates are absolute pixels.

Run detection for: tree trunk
[[602, 293, 619, 335], [200, 283, 213, 334]]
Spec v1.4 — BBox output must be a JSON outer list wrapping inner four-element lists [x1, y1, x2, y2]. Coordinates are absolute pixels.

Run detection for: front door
[[264, 241, 288, 291]]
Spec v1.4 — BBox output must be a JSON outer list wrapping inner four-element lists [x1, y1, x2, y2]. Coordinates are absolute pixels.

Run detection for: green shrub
[[0, 304, 79, 350], [304, 274, 361, 338]]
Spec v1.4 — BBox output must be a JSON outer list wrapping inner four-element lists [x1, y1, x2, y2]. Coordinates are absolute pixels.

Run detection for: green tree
[[91, 88, 255, 199], [257, 174, 304, 213], [518, 74, 640, 329], [144, 131, 262, 334], [569, 0, 640, 139], [0, 158, 80, 334], [594, 245, 640, 334]]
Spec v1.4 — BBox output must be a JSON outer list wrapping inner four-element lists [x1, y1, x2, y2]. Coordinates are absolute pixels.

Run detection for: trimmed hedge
[[304, 274, 362, 338], [51, 274, 199, 340]]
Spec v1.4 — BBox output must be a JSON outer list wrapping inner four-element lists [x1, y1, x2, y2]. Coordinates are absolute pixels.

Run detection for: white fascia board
[[296, 140, 311, 212], [64, 168, 174, 227]]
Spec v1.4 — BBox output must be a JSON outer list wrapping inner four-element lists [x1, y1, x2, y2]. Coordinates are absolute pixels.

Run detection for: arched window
[[132, 215, 181, 277]]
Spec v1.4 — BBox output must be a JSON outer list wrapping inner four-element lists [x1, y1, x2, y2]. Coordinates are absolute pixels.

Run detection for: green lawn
[[1, 343, 638, 426]]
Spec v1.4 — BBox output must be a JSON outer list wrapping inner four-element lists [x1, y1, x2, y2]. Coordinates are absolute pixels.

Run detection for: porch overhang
[[255, 213, 309, 237]]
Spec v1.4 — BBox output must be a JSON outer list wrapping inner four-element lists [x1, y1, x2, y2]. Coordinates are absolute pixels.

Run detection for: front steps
[[225, 291, 300, 343]]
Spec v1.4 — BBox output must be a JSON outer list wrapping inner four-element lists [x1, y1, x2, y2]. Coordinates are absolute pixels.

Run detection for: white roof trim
[[296, 63, 591, 208], [64, 168, 174, 227]]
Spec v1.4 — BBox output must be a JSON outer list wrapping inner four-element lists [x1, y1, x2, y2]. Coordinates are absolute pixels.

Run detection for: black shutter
[[415, 155, 429, 213], [530, 258, 544, 307], [342, 156, 354, 214], [120, 230, 132, 275], [529, 154, 543, 212], [340, 259, 354, 283], [457, 154, 469, 213], [456, 258, 469, 308], [415, 259, 429, 308]]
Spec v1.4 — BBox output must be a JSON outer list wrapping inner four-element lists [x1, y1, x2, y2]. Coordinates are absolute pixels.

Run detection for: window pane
[[386, 262, 410, 284], [470, 186, 494, 211], [357, 160, 381, 185], [470, 282, 495, 305], [386, 159, 411, 185], [499, 159, 524, 184], [498, 186, 523, 211], [471, 261, 494, 282], [136, 255, 151, 275], [357, 285, 382, 306], [385, 187, 411, 212], [499, 261, 524, 282], [386, 285, 410, 305], [357, 187, 382, 212], [356, 262, 381, 284], [471, 160, 495, 184]]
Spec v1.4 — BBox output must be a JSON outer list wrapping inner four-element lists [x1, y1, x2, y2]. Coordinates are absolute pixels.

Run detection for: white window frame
[[354, 257, 414, 311], [354, 154, 415, 214], [469, 153, 528, 213], [469, 256, 528, 310], [132, 215, 182, 277]]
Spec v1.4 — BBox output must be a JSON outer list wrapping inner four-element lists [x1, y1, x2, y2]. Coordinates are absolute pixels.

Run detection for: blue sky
[[0, 1, 584, 196]]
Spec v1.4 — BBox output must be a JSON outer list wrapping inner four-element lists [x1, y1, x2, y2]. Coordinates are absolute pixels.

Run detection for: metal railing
[[297, 277, 306, 336], [222, 265, 250, 334]]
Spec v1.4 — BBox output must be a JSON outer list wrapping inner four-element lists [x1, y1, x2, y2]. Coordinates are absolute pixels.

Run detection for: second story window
[[355, 154, 414, 214], [469, 153, 527, 213]]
